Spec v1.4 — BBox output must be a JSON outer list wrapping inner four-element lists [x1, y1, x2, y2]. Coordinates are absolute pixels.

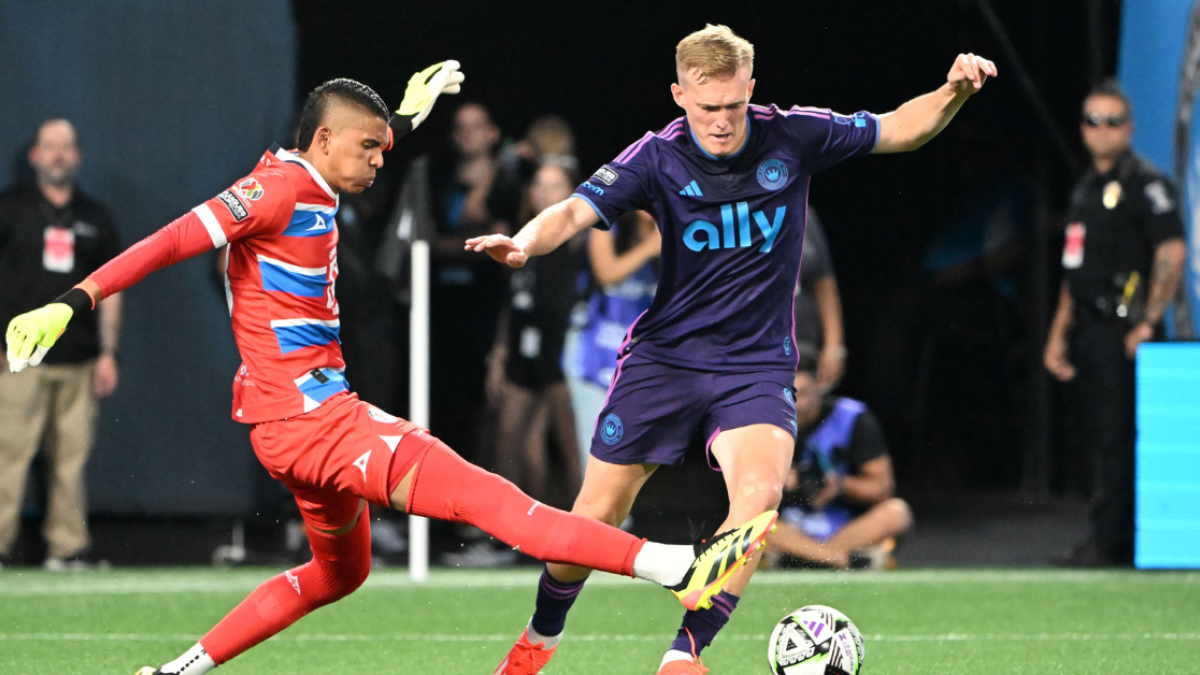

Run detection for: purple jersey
[[571, 104, 879, 373]]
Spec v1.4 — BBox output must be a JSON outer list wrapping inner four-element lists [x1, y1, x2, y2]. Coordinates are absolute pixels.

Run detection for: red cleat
[[494, 628, 557, 675]]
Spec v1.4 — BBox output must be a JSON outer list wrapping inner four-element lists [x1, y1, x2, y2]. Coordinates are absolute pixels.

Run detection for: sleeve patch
[[833, 112, 869, 128], [217, 190, 249, 222], [237, 178, 265, 201], [1145, 181, 1175, 215], [592, 166, 619, 185]]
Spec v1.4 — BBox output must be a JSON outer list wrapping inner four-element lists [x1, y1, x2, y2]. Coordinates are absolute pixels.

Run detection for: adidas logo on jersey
[[679, 180, 703, 197]]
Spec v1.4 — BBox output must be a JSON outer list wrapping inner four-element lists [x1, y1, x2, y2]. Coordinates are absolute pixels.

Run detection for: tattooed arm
[[1125, 238, 1186, 358]]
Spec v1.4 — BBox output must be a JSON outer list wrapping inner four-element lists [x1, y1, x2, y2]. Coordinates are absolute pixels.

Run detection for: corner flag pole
[[409, 237, 431, 582]]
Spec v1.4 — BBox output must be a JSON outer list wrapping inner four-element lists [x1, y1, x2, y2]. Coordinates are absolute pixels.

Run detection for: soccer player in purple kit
[[469, 24, 996, 675]]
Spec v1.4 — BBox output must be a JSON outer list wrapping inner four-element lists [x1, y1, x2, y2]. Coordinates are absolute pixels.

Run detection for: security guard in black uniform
[[1044, 80, 1186, 566]]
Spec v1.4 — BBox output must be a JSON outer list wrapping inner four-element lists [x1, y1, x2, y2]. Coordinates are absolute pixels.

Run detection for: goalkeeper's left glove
[[388, 60, 465, 147], [5, 287, 91, 373]]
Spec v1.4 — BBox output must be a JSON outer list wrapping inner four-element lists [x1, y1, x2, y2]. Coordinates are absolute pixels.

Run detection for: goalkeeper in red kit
[[5, 63, 776, 675]]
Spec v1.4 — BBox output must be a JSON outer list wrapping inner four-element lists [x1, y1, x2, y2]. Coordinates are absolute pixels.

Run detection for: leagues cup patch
[[238, 178, 265, 201], [757, 159, 788, 190], [217, 190, 249, 222], [592, 165, 619, 185]]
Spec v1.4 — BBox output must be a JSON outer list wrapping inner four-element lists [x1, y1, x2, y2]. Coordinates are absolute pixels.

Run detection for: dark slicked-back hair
[[296, 78, 390, 151], [1083, 78, 1133, 120]]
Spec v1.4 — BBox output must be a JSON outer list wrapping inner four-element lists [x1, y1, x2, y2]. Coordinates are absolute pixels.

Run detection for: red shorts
[[250, 392, 439, 531]]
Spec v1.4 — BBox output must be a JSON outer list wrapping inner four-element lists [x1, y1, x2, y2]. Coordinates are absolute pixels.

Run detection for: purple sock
[[530, 568, 587, 638], [670, 590, 740, 656]]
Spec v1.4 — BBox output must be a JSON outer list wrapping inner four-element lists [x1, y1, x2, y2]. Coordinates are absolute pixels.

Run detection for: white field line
[[0, 569, 1195, 597], [0, 632, 1199, 643]]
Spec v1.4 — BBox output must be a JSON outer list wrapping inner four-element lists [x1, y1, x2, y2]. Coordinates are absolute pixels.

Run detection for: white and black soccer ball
[[767, 604, 864, 675]]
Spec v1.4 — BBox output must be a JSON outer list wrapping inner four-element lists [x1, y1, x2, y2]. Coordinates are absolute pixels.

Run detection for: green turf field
[[1, 567, 1198, 674]]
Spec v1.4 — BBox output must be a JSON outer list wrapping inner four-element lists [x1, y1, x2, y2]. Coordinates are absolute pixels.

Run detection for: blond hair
[[675, 24, 754, 81]]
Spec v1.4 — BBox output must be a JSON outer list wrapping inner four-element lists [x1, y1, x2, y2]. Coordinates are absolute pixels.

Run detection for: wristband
[[54, 287, 95, 315]]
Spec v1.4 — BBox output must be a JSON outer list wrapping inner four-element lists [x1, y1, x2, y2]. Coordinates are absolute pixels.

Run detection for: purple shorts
[[590, 352, 798, 468]]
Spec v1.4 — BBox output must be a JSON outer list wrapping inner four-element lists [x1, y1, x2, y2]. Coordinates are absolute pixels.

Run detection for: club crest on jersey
[[757, 159, 788, 191], [238, 178, 265, 201], [600, 413, 624, 445]]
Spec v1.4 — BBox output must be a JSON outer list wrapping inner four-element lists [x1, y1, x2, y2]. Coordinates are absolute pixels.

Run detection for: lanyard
[[36, 193, 75, 231]]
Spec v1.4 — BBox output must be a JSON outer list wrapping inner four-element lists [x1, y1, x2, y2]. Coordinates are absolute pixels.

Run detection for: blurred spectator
[[489, 114, 578, 231], [487, 163, 584, 502], [439, 102, 502, 241], [409, 102, 506, 463], [767, 358, 912, 570], [0, 119, 121, 571], [566, 209, 660, 462], [794, 207, 845, 392], [1045, 80, 1185, 567]]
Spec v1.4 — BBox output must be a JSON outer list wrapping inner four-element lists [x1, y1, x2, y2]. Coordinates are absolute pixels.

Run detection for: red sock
[[199, 513, 372, 664], [406, 440, 644, 575]]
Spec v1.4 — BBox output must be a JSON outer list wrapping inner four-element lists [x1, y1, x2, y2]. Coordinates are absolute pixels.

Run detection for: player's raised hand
[[396, 60, 465, 132], [5, 303, 73, 373], [947, 53, 997, 96], [465, 234, 529, 268]]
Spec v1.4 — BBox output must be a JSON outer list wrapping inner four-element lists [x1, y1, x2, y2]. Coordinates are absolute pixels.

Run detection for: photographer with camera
[[766, 359, 912, 570]]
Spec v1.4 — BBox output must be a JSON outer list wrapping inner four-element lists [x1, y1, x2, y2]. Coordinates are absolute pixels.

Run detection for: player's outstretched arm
[[5, 202, 253, 372], [873, 53, 997, 154], [7, 171, 293, 372], [465, 196, 599, 268]]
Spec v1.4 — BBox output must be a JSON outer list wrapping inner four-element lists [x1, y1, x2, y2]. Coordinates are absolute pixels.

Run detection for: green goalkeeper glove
[[6, 302, 74, 373], [392, 60, 464, 137]]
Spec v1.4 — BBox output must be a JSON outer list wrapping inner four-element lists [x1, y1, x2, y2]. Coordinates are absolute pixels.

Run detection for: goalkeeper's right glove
[[6, 304, 73, 373], [388, 60, 465, 145], [5, 286, 91, 373]]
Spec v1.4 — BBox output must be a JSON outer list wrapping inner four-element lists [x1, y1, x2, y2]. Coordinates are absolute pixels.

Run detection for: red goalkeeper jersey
[[90, 146, 348, 423]]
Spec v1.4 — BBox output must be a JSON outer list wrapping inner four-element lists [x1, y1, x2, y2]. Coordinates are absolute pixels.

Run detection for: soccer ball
[[767, 604, 864, 675]]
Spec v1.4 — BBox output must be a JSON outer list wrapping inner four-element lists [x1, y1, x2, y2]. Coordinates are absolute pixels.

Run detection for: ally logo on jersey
[[683, 201, 787, 254]]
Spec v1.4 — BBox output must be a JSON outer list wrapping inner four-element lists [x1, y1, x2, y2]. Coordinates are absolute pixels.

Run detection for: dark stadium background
[[1, 0, 1123, 563], [292, 0, 1119, 531]]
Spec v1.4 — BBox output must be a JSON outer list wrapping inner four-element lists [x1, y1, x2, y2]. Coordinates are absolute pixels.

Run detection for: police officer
[[1044, 80, 1186, 566]]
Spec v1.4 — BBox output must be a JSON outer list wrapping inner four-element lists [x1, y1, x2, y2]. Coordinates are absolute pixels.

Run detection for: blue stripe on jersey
[[282, 208, 337, 238], [570, 193, 611, 228], [259, 259, 328, 298], [298, 368, 349, 404], [273, 321, 340, 354]]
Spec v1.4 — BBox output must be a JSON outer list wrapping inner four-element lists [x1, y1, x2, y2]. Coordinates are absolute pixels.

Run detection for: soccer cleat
[[669, 510, 778, 611], [494, 628, 557, 675], [134, 669, 162, 675]]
